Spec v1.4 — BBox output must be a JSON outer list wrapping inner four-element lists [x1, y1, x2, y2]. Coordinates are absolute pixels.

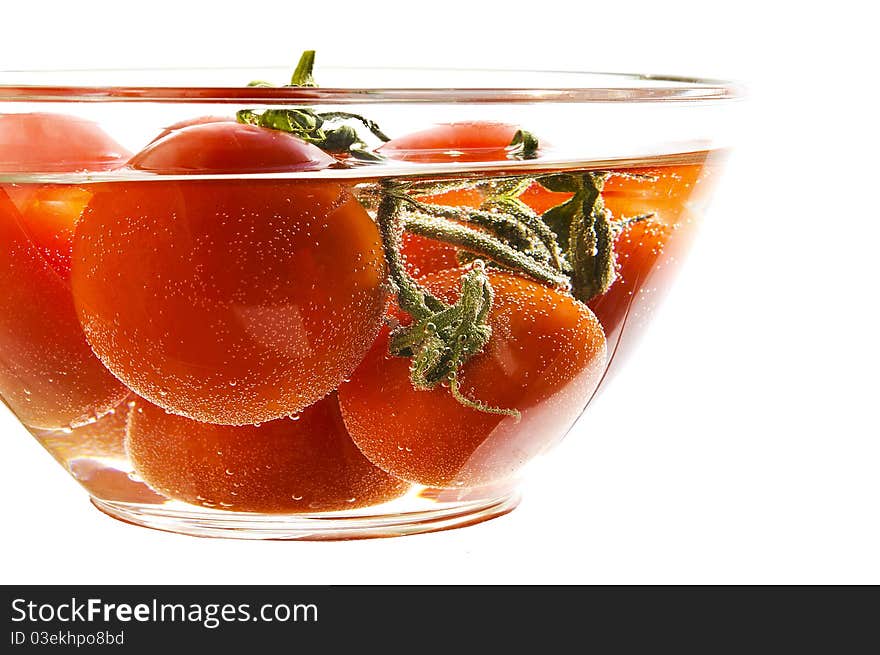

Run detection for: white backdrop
[[1, 0, 876, 584]]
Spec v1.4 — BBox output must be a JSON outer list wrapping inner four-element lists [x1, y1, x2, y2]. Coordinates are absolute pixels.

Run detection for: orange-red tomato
[[380, 121, 523, 163], [146, 115, 234, 145], [0, 114, 131, 428], [0, 113, 129, 173], [1, 185, 91, 279], [589, 163, 711, 369], [72, 123, 387, 425], [129, 121, 335, 174], [127, 393, 408, 513], [0, 190, 128, 428], [338, 269, 606, 488]]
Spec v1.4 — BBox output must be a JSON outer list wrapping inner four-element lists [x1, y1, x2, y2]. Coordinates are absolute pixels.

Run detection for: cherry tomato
[[147, 115, 234, 145], [589, 163, 712, 370], [73, 123, 387, 425], [2, 185, 91, 279], [338, 269, 606, 488], [129, 121, 335, 174], [0, 190, 128, 428], [0, 114, 131, 428], [0, 113, 129, 173], [380, 121, 524, 163], [517, 183, 573, 214], [127, 393, 408, 513]]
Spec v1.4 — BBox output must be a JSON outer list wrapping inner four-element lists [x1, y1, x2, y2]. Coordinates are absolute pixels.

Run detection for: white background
[[1, 0, 876, 584]]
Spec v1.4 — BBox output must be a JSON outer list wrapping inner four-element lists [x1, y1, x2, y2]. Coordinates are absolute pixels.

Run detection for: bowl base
[[90, 493, 520, 540]]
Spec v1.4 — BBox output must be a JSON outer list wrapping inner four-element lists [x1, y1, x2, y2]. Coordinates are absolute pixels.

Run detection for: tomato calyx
[[236, 51, 390, 163]]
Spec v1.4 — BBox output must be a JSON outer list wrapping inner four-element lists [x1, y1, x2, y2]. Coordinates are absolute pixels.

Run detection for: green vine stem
[[401, 212, 569, 288], [376, 182, 520, 419], [391, 194, 555, 268]]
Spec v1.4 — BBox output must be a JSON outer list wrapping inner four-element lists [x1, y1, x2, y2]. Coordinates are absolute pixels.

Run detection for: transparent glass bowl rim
[[0, 66, 743, 104]]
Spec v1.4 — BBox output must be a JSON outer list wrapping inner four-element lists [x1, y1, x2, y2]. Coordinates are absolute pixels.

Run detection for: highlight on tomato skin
[[126, 393, 409, 513], [338, 269, 607, 488], [379, 122, 524, 163], [72, 179, 388, 426]]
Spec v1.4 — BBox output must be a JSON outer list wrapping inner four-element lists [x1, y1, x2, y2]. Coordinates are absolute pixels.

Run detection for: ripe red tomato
[[380, 121, 523, 163], [0, 113, 129, 173], [338, 269, 606, 488], [129, 121, 335, 174], [147, 115, 234, 145], [589, 163, 711, 369], [0, 114, 131, 428], [72, 123, 387, 425], [127, 393, 408, 513], [1, 185, 91, 279]]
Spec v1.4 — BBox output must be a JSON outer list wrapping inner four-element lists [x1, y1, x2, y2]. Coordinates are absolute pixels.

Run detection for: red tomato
[[0, 113, 129, 173], [2, 185, 91, 279], [589, 163, 711, 371], [147, 115, 234, 145], [0, 114, 131, 428], [72, 123, 387, 425], [518, 183, 573, 214], [129, 121, 335, 174], [338, 269, 606, 488], [0, 189, 129, 428], [380, 121, 524, 163], [127, 393, 408, 513]]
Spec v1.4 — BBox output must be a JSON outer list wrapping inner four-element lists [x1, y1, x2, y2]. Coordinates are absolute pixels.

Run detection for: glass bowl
[[0, 63, 740, 539]]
